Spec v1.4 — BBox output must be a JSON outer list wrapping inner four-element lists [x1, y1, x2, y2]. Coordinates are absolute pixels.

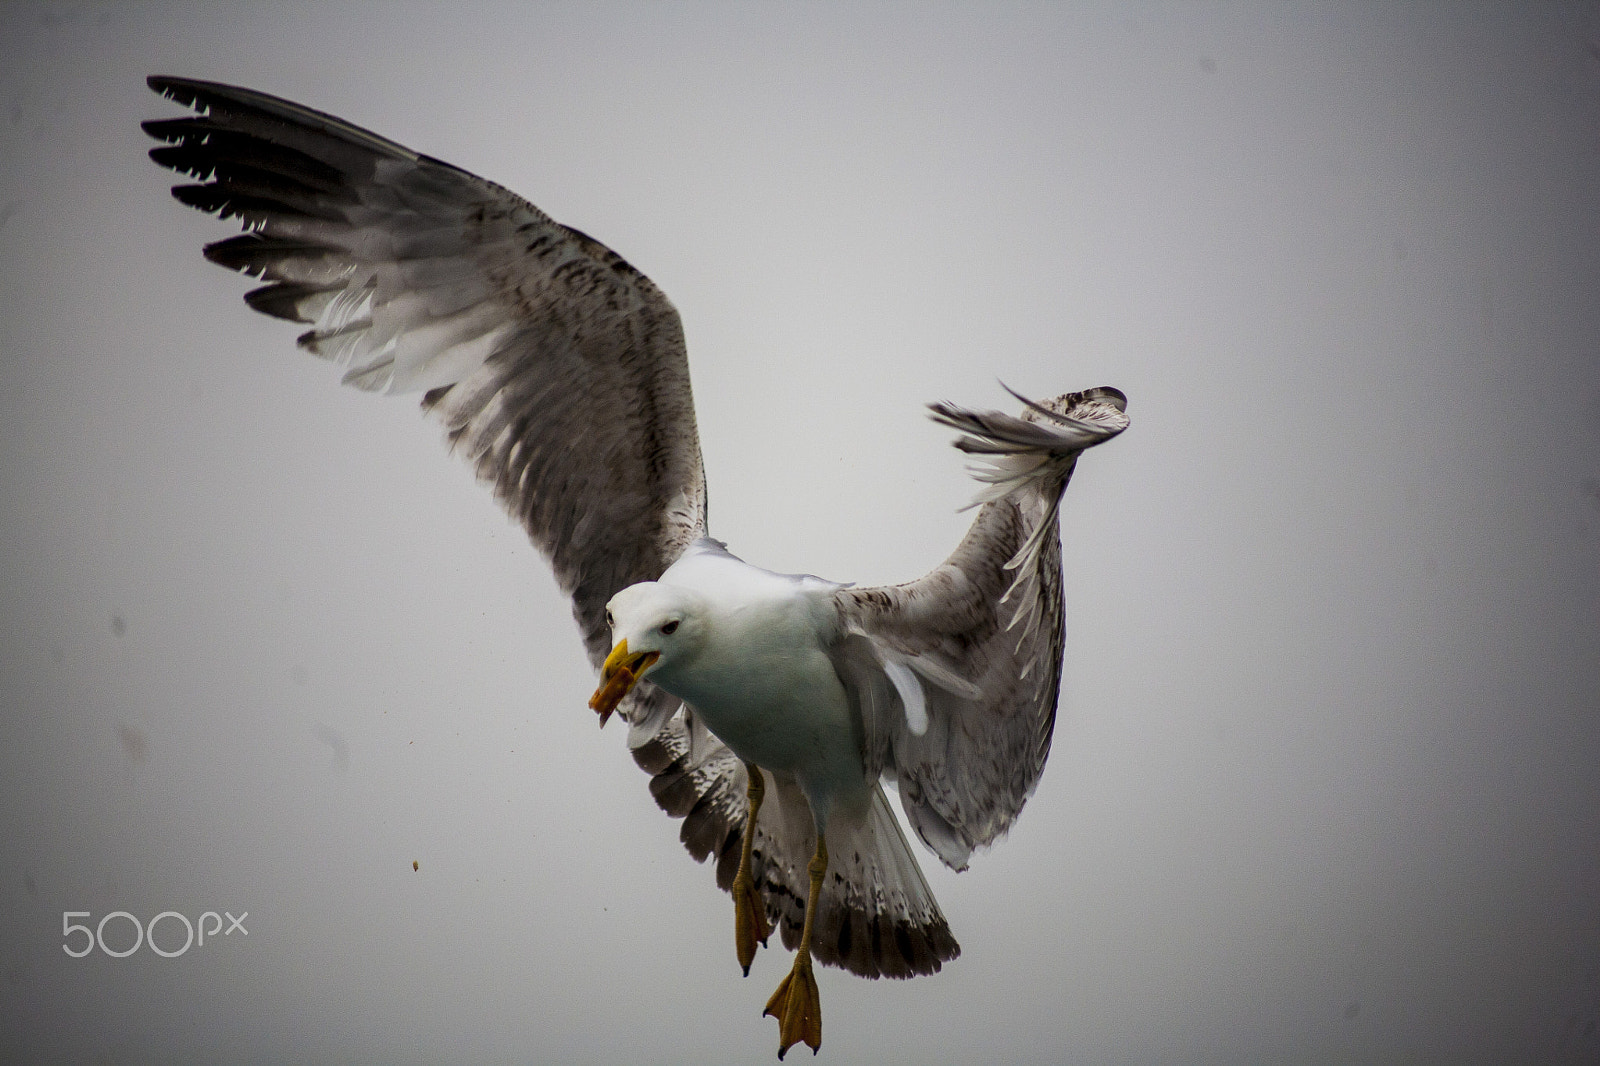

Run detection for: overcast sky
[[2, 2, 1598, 1063]]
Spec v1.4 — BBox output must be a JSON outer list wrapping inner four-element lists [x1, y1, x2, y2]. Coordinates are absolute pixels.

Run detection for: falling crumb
[[116, 723, 148, 763], [1582, 476, 1600, 510], [413, 860, 420, 872], [312, 723, 350, 772], [110, 613, 126, 637]]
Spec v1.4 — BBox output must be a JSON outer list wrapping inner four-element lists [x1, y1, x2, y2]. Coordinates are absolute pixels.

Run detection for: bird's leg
[[763, 832, 827, 1059], [732, 761, 770, 975]]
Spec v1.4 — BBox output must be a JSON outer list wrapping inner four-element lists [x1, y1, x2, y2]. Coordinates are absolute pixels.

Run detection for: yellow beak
[[587, 638, 660, 728]]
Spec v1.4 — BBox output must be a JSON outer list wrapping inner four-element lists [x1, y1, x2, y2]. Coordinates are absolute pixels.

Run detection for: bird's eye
[[605, 610, 613, 627], [660, 619, 679, 636]]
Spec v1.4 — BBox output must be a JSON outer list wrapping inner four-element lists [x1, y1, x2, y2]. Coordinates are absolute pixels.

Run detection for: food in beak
[[587, 640, 659, 728]]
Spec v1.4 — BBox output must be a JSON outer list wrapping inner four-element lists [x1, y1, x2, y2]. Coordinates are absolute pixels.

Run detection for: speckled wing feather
[[143, 77, 703, 732], [835, 386, 1129, 871]]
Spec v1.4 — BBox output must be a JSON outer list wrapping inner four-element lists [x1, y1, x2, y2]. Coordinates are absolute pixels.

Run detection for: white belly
[[673, 641, 855, 776]]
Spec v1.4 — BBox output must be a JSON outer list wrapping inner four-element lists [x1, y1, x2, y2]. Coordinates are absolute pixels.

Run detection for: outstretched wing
[[833, 386, 1129, 870], [143, 77, 706, 719], [631, 386, 1126, 973]]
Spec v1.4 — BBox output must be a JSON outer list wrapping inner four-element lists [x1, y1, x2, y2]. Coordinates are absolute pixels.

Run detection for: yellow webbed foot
[[763, 954, 821, 1059], [733, 871, 771, 976]]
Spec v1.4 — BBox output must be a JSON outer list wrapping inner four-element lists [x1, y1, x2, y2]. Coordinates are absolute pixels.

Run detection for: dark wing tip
[[148, 75, 256, 109], [146, 74, 184, 96], [1086, 385, 1128, 411], [999, 380, 1129, 421], [243, 281, 327, 323], [147, 75, 221, 109], [146, 74, 421, 164], [141, 117, 192, 144]]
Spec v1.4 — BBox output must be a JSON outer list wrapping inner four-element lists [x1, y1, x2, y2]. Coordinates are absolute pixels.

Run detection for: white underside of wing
[[883, 660, 927, 736]]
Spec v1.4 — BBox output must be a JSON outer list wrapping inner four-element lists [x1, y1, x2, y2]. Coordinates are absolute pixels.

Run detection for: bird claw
[[763, 954, 820, 1059], [733, 873, 770, 976]]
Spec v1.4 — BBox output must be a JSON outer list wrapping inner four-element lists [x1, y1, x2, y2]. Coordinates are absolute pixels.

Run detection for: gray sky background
[[2, 2, 1598, 1063]]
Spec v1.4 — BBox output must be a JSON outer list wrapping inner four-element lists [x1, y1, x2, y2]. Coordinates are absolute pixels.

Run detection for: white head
[[587, 581, 707, 723]]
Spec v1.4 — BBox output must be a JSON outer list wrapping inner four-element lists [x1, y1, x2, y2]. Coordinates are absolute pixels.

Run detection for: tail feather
[[752, 778, 960, 979]]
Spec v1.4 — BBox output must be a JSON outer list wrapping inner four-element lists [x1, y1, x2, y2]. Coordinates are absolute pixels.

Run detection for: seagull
[[144, 76, 1129, 1058]]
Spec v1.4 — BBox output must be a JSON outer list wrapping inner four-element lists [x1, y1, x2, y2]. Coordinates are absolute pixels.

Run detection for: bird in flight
[[144, 76, 1128, 1058]]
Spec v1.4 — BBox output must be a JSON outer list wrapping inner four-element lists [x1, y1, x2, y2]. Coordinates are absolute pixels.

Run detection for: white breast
[[653, 547, 867, 822]]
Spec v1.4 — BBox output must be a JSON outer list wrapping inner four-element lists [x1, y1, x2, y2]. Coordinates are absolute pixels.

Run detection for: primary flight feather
[[144, 75, 1128, 1058]]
